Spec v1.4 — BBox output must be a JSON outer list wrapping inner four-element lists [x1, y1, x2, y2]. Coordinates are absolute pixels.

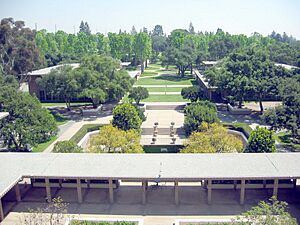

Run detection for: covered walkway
[[1, 153, 300, 221]]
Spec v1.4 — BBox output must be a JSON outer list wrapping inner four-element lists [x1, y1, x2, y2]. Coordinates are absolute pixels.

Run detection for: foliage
[[89, 124, 143, 153], [0, 88, 57, 151], [0, 18, 44, 83], [245, 127, 276, 153], [20, 197, 68, 225], [263, 78, 300, 141], [70, 124, 101, 144], [112, 103, 142, 131], [53, 140, 83, 153], [181, 86, 204, 102], [183, 101, 219, 135], [128, 86, 149, 104], [234, 197, 297, 225], [223, 122, 252, 138], [182, 123, 243, 153], [133, 32, 152, 73], [79, 21, 91, 35]]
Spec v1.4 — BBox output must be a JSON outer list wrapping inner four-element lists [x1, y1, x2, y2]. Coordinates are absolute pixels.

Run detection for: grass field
[[140, 71, 159, 77], [32, 135, 58, 152], [142, 94, 188, 102], [146, 87, 183, 92], [136, 74, 194, 85]]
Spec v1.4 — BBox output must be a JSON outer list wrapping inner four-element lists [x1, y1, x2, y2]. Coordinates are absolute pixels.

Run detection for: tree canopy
[[245, 127, 276, 153]]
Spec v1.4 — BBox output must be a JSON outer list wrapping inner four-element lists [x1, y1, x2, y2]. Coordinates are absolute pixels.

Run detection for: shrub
[[128, 87, 149, 104], [245, 127, 276, 153], [53, 140, 83, 153], [181, 86, 204, 102], [183, 101, 219, 136]]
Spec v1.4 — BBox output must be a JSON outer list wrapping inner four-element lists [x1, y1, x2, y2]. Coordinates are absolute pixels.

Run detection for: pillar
[[109, 179, 114, 203], [77, 178, 83, 203], [207, 179, 212, 205], [58, 179, 62, 188], [233, 180, 237, 190], [0, 199, 4, 222], [174, 181, 179, 205], [87, 180, 91, 189], [240, 179, 245, 205], [45, 178, 51, 202], [263, 180, 267, 189], [273, 179, 278, 197], [142, 181, 147, 204], [293, 179, 297, 189], [15, 183, 21, 202]]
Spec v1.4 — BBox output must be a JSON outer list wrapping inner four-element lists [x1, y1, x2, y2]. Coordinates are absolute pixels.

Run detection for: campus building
[[1, 153, 300, 222]]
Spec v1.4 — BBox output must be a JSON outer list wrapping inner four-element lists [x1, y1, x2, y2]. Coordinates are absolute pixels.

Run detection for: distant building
[[0, 112, 9, 120], [27, 63, 80, 101], [275, 63, 298, 70]]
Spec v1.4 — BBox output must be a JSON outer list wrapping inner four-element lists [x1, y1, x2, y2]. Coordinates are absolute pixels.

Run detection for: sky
[[1, 0, 300, 38]]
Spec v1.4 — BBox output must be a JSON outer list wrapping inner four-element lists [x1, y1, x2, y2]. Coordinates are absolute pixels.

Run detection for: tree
[[53, 140, 83, 153], [133, 32, 152, 73], [20, 197, 68, 225], [0, 18, 44, 84], [79, 21, 91, 35], [183, 101, 219, 135], [128, 87, 149, 104], [130, 26, 137, 35], [245, 127, 276, 153], [112, 103, 142, 131], [182, 123, 243, 153], [37, 65, 79, 110], [181, 86, 204, 102], [152, 25, 164, 36], [234, 197, 297, 225], [188, 22, 195, 34], [89, 124, 143, 153], [0, 88, 57, 151]]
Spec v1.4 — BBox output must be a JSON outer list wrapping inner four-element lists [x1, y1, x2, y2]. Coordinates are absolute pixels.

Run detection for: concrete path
[[44, 115, 112, 153]]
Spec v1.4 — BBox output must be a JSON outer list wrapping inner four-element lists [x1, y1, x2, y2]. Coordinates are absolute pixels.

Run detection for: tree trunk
[[141, 61, 145, 74], [190, 64, 193, 74], [259, 100, 264, 112], [238, 100, 243, 108], [145, 59, 148, 68]]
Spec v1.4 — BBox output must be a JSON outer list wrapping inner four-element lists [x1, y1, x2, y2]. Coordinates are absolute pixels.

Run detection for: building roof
[[1, 153, 300, 198], [194, 69, 217, 89], [27, 63, 80, 76], [0, 112, 9, 120], [202, 61, 218, 65]]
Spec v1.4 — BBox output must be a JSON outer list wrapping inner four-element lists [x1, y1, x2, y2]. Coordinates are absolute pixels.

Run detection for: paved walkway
[[44, 115, 112, 153]]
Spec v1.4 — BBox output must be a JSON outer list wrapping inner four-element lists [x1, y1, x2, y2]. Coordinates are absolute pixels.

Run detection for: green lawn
[[142, 94, 188, 102], [146, 87, 183, 92], [136, 74, 194, 85], [274, 131, 300, 151], [140, 71, 159, 77], [70, 124, 102, 144], [32, 135, 58, 152]]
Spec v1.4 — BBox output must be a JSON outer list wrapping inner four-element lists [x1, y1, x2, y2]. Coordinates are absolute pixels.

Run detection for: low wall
[[227, 103, 252, 115], [78, 130, 99, 149], [228, 129, 248, 146]]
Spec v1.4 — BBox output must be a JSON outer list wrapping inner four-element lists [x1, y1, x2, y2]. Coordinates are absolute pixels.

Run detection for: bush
[[128, 87, 149, 104], [53, 140, 83, 153], [245, 127, 276, 153], [112, 103, 142, 131], [181, 86, 204, 102], [183, 101, 219, 136]]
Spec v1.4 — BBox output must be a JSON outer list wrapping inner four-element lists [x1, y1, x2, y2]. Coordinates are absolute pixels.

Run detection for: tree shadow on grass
[[153, 74, 194, 82]]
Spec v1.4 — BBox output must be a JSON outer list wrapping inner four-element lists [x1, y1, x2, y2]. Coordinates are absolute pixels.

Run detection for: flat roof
[[1, 153, 300, 198], [275, 63, 298, 70], [28, 63, 80, 76], [0, 112, 9, 120], [194, 69, 217, 89]]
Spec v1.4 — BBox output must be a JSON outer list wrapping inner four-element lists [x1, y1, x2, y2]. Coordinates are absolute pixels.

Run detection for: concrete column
[[233, 180, 237, 190], [273, 179, 279, 197], [240, 179, 245, 205], [58, 179, 62, 188], [174, 181, 179, 205], [263, 180, 267, 189], [45, 178, 51, 202], [293, 179, 297, 189], [108, 179, 114, 203], [0, 198, 4, 222], [207, 179, 212, 205], [142, 181, 147, 204], [77, 178, 83, 203], [15, 183, 21, 202]]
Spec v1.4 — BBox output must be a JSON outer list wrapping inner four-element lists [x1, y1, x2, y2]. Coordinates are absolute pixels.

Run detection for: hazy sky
[[1, 0, 300, 38]]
